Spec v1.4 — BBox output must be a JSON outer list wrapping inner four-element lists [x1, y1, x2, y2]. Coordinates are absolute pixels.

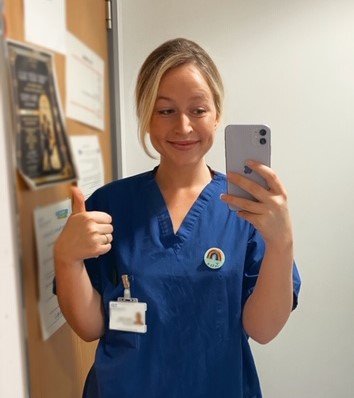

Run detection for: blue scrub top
[[83, 169, 301, 398]]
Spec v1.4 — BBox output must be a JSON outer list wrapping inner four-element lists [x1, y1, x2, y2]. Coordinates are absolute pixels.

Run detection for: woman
[[54, 38, 301, 398]]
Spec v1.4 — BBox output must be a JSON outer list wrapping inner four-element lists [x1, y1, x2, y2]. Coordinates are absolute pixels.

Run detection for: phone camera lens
[[259, 129, 267, 136], [260, 138, 267, 145]]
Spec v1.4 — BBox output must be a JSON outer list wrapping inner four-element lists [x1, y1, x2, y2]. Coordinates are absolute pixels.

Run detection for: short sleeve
[[241, 226, 301, 310], [291, 264, 301, 310], [241, 227, 265, 307]]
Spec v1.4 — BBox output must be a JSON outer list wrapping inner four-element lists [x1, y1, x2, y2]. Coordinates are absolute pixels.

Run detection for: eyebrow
[[155, 93, 209, 102], [155, 96, 172, 102]]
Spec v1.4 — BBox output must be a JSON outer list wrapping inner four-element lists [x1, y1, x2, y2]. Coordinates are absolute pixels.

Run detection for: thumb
[[71, 186, 86, 214]]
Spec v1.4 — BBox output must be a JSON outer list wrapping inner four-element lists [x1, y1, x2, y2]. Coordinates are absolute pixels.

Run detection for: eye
[[157, 108, 175, 116], [192, 107, 207, 116]]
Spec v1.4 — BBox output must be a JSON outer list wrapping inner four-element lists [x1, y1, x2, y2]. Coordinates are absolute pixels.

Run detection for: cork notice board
[[3, 0, 113, 396]]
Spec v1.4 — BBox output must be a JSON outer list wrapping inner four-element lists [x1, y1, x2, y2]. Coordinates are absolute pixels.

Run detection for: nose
[[174, 113, 193, 135]]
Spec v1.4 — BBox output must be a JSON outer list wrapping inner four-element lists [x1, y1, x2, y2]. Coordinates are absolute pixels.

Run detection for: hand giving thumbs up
[[54, 186, 113, 265]]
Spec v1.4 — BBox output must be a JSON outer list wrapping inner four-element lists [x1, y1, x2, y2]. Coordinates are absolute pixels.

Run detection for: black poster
[[7, 41, 76, 189]]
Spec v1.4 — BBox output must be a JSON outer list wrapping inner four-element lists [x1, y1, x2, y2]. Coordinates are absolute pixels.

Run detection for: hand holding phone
[[225, 124, 271, 211]]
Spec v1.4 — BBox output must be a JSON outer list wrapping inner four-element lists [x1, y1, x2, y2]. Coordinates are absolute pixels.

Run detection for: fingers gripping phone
[[225, 124, 271, 211]]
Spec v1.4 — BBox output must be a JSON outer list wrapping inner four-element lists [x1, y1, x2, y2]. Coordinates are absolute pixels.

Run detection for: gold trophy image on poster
[[38, 94, 62, 173]]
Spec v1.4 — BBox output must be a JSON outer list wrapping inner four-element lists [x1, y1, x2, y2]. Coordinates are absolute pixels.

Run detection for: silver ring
[[105, 234, 109, 244]]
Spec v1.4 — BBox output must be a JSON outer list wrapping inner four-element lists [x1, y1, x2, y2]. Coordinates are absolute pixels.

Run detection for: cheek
[[149, 117, 172, 135], [147, 132, 164, 154], [148, 121, 160, 141], [207, 131, 216, 146], [207, 124, 218, 147], [149, 114, 160, 132], [203, 120, 218, 140]]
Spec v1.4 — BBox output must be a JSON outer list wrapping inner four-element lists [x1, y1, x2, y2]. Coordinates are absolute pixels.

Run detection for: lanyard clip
[[118, 274, 137, 302], [122, 274, 131, 299]]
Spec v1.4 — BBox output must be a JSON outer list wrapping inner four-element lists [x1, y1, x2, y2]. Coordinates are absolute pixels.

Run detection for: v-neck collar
[[146, 167, 224, 250]]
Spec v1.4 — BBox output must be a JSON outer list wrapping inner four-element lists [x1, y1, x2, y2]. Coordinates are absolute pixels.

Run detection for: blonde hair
[[135, 38, 224, 158]]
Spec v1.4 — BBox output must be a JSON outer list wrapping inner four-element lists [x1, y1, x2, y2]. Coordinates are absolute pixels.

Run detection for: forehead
[[158, 64, 211, 94]]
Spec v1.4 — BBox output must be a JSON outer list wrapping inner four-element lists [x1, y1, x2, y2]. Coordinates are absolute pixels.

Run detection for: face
[[149, 64, 219, 169]]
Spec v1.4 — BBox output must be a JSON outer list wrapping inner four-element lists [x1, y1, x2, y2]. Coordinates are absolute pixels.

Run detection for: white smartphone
[[225, 124, 271, 210]]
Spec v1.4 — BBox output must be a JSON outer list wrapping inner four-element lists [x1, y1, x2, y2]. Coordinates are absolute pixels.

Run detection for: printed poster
[[66, 32, 105, 131], [70, 135, 105, 199], [7, 41, 77, 189], [34, 199, 71, 340]]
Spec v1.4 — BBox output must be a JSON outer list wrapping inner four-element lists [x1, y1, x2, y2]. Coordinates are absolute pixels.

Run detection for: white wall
[[116, 1, 354, 396]]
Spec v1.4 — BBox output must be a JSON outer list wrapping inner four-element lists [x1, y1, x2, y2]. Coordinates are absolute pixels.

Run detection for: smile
[[168, 140, 199, 150]]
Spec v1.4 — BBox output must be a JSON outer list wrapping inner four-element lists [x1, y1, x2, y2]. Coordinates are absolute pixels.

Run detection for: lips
[[168, 140, 199, 150]]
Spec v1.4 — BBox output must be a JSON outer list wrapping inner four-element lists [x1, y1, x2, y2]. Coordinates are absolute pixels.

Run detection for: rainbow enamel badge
[[204, 247, 225, 269]]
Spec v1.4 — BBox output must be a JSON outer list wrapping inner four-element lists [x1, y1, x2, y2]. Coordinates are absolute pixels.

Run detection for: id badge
[[109, 301, 147, 333], [109, 274, 147, 333]]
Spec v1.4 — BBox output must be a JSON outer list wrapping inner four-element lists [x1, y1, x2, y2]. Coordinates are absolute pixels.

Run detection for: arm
[[54, 187, 113, 342], [221, 161, 295, 344], [242, 240, 294, 344]]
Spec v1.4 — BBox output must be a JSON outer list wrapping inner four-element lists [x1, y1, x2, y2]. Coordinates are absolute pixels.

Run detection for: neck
[[155, 161, 213, 191]]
